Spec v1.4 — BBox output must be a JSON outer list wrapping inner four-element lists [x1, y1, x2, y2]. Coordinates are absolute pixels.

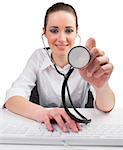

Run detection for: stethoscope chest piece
[[68, 46, 91, 69]]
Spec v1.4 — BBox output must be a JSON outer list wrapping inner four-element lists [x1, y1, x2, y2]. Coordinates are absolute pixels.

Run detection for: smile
[[55, 44, 68, 49]]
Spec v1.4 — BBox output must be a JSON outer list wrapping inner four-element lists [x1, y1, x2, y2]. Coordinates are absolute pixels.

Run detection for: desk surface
[[1, 144, 123, 150], [1, 108, 123, 150]]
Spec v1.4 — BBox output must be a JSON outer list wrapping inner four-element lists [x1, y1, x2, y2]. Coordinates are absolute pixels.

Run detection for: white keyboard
[[1, 121, 123, 146]]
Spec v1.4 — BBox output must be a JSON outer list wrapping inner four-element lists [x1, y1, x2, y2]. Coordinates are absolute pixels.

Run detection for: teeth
[[57, 45, 65, 47], [57, 45, 66, 46]]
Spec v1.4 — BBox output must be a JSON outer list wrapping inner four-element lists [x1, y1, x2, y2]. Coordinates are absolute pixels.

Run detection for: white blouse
[[5, 48, 95, 108]]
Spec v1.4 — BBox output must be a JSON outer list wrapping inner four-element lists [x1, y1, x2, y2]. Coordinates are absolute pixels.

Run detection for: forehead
[[47, 11, 76, 27]]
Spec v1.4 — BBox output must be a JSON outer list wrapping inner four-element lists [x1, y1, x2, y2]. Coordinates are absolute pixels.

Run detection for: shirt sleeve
[[89, 85, 96, 108], [4, 49, 40, 103]]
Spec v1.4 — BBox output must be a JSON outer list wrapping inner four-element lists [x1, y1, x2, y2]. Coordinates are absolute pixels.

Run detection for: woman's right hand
[[37, 107, 80, 132]]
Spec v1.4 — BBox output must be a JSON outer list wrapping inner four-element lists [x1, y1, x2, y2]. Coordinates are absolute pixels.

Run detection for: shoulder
[[30, 48, 50, 61], [31, 48, 45, 57]]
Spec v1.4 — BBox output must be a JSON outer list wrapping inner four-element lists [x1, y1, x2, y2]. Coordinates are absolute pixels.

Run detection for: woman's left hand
[[79, 38, 113, 88]]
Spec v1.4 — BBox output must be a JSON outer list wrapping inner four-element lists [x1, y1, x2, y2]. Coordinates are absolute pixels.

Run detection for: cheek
[[47, 37, 55, 45], [47, 35, 57, 44], [69, 36, 76, 44]]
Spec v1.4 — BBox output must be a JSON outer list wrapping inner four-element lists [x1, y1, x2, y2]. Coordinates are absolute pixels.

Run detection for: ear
[[42, 27, 46, 37]]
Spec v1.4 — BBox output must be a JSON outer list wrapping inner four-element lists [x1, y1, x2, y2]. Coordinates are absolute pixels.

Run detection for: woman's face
[[44, 11, 77, 57]]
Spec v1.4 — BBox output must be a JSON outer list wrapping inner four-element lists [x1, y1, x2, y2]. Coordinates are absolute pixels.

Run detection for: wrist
[[35, 106, 46, 122], [94, 82, 115, 112], [94, 82, 110, 93]]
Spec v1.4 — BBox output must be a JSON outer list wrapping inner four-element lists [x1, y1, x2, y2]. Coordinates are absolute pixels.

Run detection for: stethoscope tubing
[[61, 67, 91, 124], [41, 34, 91, 124]]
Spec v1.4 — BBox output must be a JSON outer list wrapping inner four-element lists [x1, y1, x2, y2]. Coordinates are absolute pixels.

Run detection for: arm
[[4, 50, 43, 124], [5, 49, 79, 132], [95, 82, 115, 112], [5, 96, 79, 132], [79, 38, 115, 112], [5, 96, 44, 122]]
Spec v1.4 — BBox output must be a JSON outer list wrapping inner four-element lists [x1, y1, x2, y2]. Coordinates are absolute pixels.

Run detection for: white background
[[0, 0, 123, 108]]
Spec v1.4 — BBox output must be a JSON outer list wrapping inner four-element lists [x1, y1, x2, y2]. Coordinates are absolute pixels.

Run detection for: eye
[[50, 28, 58, 34], [65, 28, 74, 34]]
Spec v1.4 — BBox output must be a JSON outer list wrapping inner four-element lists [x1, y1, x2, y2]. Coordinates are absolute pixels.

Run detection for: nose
[[58, 32, 66, 42]]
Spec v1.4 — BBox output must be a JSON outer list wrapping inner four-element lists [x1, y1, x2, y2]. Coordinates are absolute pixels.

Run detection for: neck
[[51, 53, 68, 68]]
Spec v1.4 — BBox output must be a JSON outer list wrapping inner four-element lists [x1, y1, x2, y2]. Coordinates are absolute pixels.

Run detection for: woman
[[4, 2, 115, 132]]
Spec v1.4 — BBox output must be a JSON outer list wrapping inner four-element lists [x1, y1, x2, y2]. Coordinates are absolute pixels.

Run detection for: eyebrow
[[50, 26, 58, 29], [50, 26, 73, 28], [66, 26, 73, 28]]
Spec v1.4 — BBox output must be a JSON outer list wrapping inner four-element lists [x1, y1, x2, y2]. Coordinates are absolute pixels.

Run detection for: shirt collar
[[40, 48, 71, 71], [40, 49, 54, 70]]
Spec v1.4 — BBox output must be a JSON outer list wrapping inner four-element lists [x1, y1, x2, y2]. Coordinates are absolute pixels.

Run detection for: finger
[[54, 115, 68, 132], [93, 63, 113, 78], [60, 111, 79, 132], [90, 48, 105, 60], [44, 116, 54, 132], [50, 110, 68, 132], [87, 56, 109, 77], [68, 120, 79, 132], [85, 37, 96, 50]]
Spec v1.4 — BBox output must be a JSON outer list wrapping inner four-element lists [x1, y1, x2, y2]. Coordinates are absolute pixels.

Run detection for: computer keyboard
[[1, 120, 123, 146]]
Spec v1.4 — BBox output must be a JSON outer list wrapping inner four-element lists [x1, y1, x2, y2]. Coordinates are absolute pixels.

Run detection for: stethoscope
[[42, 34, 91, 124]]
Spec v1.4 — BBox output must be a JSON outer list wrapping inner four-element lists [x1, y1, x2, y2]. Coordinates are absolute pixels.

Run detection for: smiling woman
[[3, 2, 115, 133], [44, 11, 77, 67], [43, 3, 78, 68]]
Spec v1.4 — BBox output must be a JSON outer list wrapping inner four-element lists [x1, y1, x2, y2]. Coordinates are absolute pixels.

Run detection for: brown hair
[[44, 2, 78, 31]]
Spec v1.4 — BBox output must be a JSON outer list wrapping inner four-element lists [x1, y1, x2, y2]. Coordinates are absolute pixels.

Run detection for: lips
[[55, 44, 68, 50]]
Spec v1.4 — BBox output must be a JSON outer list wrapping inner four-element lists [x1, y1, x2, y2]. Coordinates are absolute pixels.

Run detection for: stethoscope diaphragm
[[68, 46, 91, 69]]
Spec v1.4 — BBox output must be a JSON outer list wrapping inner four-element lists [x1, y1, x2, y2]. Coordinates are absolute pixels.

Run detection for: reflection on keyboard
[[1, 121, 123, 146]]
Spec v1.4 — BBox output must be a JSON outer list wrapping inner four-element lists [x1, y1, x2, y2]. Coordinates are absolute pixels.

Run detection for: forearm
[[5, 96, 44, 122], [5, 96, 80, 132], [95, 82, 115, 112]]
